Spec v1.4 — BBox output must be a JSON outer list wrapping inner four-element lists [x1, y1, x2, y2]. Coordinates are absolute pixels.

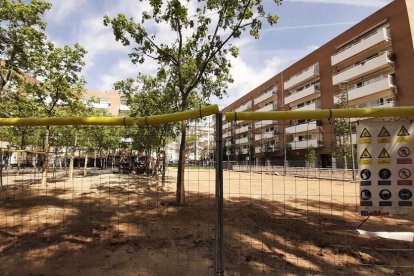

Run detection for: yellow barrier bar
[[1, 149, 45, 154], [225, 107, 414, 121], [0, 105, 219, 127]]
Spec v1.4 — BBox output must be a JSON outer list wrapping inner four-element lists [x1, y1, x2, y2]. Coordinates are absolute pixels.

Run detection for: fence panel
[[0, 121, 216, 275], [223, 118, 414, 275]]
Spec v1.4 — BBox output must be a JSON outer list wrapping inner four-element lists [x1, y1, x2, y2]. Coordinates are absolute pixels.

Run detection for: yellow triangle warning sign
[[360, 128, 371, 138], [360, 149, 372, 159], [397, 126, 410, 137], [378, 127, 391, 137], [378, 148, 391, 158]]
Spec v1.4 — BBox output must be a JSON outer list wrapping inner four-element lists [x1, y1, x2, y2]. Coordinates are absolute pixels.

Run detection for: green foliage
[[104, 0, 283, 107], [333, 86, 352, 162], [305, 144, 316, 165], [0, 0, 52, 94]]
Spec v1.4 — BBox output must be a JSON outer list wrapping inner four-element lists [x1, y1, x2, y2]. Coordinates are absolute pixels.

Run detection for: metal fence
[[1, 107, 414, 275]]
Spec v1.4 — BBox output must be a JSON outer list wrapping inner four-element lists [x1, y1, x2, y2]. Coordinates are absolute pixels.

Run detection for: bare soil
[[0, 167, 413, 275]]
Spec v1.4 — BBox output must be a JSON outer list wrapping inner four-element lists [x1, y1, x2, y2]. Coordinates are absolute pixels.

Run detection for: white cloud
[[97, 58, 158, 91], [45, 0, 87, 23], [287, 0, 391, 7]]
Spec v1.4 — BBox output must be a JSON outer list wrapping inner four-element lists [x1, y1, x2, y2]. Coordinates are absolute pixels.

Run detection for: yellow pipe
[[0, 105, 219, 127], [1, 149, 45, 154], [225, 107, 414, 121]]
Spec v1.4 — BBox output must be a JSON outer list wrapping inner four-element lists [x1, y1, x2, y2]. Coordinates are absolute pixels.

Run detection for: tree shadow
[[0, 172, 413, 275]]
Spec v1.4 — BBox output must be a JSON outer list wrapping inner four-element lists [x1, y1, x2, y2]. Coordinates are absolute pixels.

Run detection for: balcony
[[255, 145, 275, 154], [254, 88, 276, 105], [225, 140, 232, 146], [236, 125, 249, 134], [285, 84, 320, 105], [91, 102, 110, 109], [289, 139, 322, 150], [119, 104, 129, 111], [332, 52, 392, 85], [347, 75, 395, 102], [223, 122, 232, 129], [236, 137, 249, 144], [223, 131, 232, 138], [240, 148, 248, 154], [235, 101, 252, 112], [255, 132, 274, 141], [293, 101, 320, 111], [284, 64, 319, 90], [332, 27, 390, 65], [257, 103, 275, 112], [286, 121, 318, 134], [255, 120, 274, 128]]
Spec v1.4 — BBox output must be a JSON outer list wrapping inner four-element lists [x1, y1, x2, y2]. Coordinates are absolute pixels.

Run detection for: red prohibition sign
[[398, 147, 411, 158], [398, 168, 411, 179]]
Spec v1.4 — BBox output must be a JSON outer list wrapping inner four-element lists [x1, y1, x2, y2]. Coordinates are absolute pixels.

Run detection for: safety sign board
[[357, 121, 414, 217]]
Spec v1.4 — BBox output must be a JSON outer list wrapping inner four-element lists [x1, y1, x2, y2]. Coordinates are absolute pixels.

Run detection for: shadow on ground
[[0, 172, 413, 275]]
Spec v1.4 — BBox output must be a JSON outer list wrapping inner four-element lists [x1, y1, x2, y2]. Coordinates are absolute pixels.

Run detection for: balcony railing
[[284, 64, 319, 90], [286, 121, 318, 134], [293, 101, 320, 111], [255, 120, 274, 128], [289, 139, 322, 150], [255, 132, 274, 141], [347, 75, 394, 101], [236, 137, 249, 144], [332, 27, 390, 65], [332, 52, 392, 85], [257, 103, 275, 112], [254, 89, 276, 105], [255, 146, 275, 154], [236, 126, 249, 134], [119, 104, 129, 111], [235, 101, 252, 112], [285, 84, 320, 105], [91, 102, 110, 109], [223, 131, 232, 138]]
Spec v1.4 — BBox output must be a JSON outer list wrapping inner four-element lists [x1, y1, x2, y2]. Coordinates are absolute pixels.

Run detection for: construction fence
[[0, 106, 413, 275]]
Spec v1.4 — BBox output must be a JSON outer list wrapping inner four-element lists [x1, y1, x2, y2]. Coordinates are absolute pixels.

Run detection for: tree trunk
[[69, 131, 78, 180], [161, 149, 167, 187], [176, 122, 187, 206], [41, 127, 50, 187], [83, 151, 88, 176]]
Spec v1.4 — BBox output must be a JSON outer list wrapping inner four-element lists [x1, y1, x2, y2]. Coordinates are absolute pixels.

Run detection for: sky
[[42, 0, 393, 108]]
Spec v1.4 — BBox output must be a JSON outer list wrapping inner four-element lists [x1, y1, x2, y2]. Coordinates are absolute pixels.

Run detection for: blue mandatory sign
[[360, 169, 371, 180], [379, 168, 392, 180]]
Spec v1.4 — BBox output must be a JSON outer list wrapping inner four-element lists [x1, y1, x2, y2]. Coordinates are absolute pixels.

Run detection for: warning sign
[[378, 127, 391, 137], [360, 149, 372, 159], [398, 126, 410, 136], [378, 148, 391, 158], [357, 121, 414, 217], [360, 128, 371, 138]]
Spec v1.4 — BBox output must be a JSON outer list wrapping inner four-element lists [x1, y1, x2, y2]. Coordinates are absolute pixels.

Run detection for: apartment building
[[83, 90, 130, 116], [222, 0, 414, 167]]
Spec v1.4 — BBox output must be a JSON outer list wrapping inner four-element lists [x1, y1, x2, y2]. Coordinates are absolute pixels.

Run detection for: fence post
[[215, 113, 224, 275], [0, 148, 3, 188]]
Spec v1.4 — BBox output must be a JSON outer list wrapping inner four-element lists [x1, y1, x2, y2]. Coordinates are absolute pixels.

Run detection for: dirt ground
[[0, 167, 413, 275]]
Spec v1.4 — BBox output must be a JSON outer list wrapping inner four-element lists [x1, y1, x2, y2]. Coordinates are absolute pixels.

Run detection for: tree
[[0, 0, 51, 97], [23, 43, 87, 186], [305, 144, 316, 168], [333, 86, 353, 169], [115, 74, 179, 184], [105, 0, 283, 205]]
